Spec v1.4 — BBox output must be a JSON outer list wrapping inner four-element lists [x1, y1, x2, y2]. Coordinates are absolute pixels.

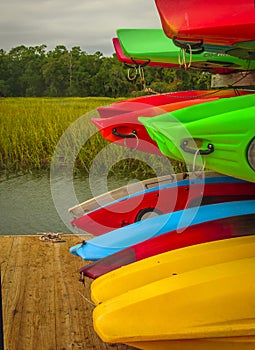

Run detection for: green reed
[[0, 97, 183, 177], [0, 97, 114, 173]]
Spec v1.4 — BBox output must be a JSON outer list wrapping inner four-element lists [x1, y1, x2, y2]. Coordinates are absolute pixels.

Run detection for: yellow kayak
[[93, 254, 255, 349], [91, 234, 255, 304]]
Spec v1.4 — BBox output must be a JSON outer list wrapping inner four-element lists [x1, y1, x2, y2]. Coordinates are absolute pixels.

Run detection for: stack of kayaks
[[71, 199, 255, 260], [93, 89, 254, 156], [92, 236, 255, 349], [116, 28, 255, 72], [80, 207, 255, 279], [69, 2, 255, 349]]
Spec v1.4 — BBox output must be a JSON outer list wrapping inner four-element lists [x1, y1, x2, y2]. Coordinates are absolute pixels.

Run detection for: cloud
[[0, 0, 162, 55]]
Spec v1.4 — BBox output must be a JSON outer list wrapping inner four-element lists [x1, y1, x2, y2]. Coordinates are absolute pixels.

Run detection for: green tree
[[0, 44, 212, 97], [42, 46, 70, 96], [6, 45, 28, 96], [22, 45, 47, 96], [0, 49, 10, 96], [91, 55, 132, 97]]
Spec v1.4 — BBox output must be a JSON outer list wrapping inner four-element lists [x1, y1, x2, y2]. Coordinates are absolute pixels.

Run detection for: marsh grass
[[0, 97, 115, 173], [0, 97, 183, 177]]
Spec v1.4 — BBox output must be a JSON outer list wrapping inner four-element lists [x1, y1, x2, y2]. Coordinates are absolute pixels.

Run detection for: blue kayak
[[70, 200, 255, 261]]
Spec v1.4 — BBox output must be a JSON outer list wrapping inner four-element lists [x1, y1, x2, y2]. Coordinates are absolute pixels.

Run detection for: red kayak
[[79, 212, 255, 279], [113, 37, 237, 74], [94, 89, 255, 155], [71, 177, 255, 235], [97, 89, 254, 118], [155, 0, 255, 57], [93, 97, 218, 155]]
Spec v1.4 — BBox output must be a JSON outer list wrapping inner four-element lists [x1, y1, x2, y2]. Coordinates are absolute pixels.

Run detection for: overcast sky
[[0, 0, 162, 55]]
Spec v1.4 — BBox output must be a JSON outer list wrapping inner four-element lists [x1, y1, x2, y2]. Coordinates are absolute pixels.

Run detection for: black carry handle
[[112, 128, 137, 139], [124, 58, 150, 69], [173, 37, 204, 54], [181, 140, 214, 155]]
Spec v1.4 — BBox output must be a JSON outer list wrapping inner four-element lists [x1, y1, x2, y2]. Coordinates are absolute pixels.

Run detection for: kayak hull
[[80, 212, 255, 281], [90, 234, 255, 304], [71, 175, 255, 235], [139, 94, 255, 182], [97, 89, 254, 118], [126, 336, 255, 350], [69, 174, 175, 218], [69, 200, 255, 260], [117, 29, 255, 71], [113, 37, 176, 69], [113, 37, 237, 73], [155, 0, 255, 60], [93, 253, 255, 349]]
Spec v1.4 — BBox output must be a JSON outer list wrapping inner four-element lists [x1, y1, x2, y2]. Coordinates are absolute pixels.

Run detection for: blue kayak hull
[[70, 200, 255, 260]]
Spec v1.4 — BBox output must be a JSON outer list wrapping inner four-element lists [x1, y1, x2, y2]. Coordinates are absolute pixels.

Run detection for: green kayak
[[117, 28, 255, 71], [139, 94, 255, 183]]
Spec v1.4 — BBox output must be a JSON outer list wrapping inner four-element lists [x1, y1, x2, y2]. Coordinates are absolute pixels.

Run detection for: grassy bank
[[0, 97, 183, 178]]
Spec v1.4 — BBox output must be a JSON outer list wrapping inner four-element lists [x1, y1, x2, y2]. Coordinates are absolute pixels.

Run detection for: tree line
[[0, 45, 211, 97]]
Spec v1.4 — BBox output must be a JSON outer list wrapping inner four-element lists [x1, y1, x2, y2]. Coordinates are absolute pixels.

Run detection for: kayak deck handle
[[124, 58, 150, 69], [173, 37, 204, 54], [181, 140, 214, 155], [112, 128, 137, 138]]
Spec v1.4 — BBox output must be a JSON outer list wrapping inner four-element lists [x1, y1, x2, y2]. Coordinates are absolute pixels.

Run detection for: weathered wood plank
[[2, 236, 33, 350], [0, 235, 135, 350]]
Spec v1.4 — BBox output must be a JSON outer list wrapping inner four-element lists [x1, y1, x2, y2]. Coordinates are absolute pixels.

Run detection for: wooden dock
[[0, 234, 136, 350]]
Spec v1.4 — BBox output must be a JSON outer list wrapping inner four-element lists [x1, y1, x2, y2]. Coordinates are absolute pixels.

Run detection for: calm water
[[0, 172, 127, 235]]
